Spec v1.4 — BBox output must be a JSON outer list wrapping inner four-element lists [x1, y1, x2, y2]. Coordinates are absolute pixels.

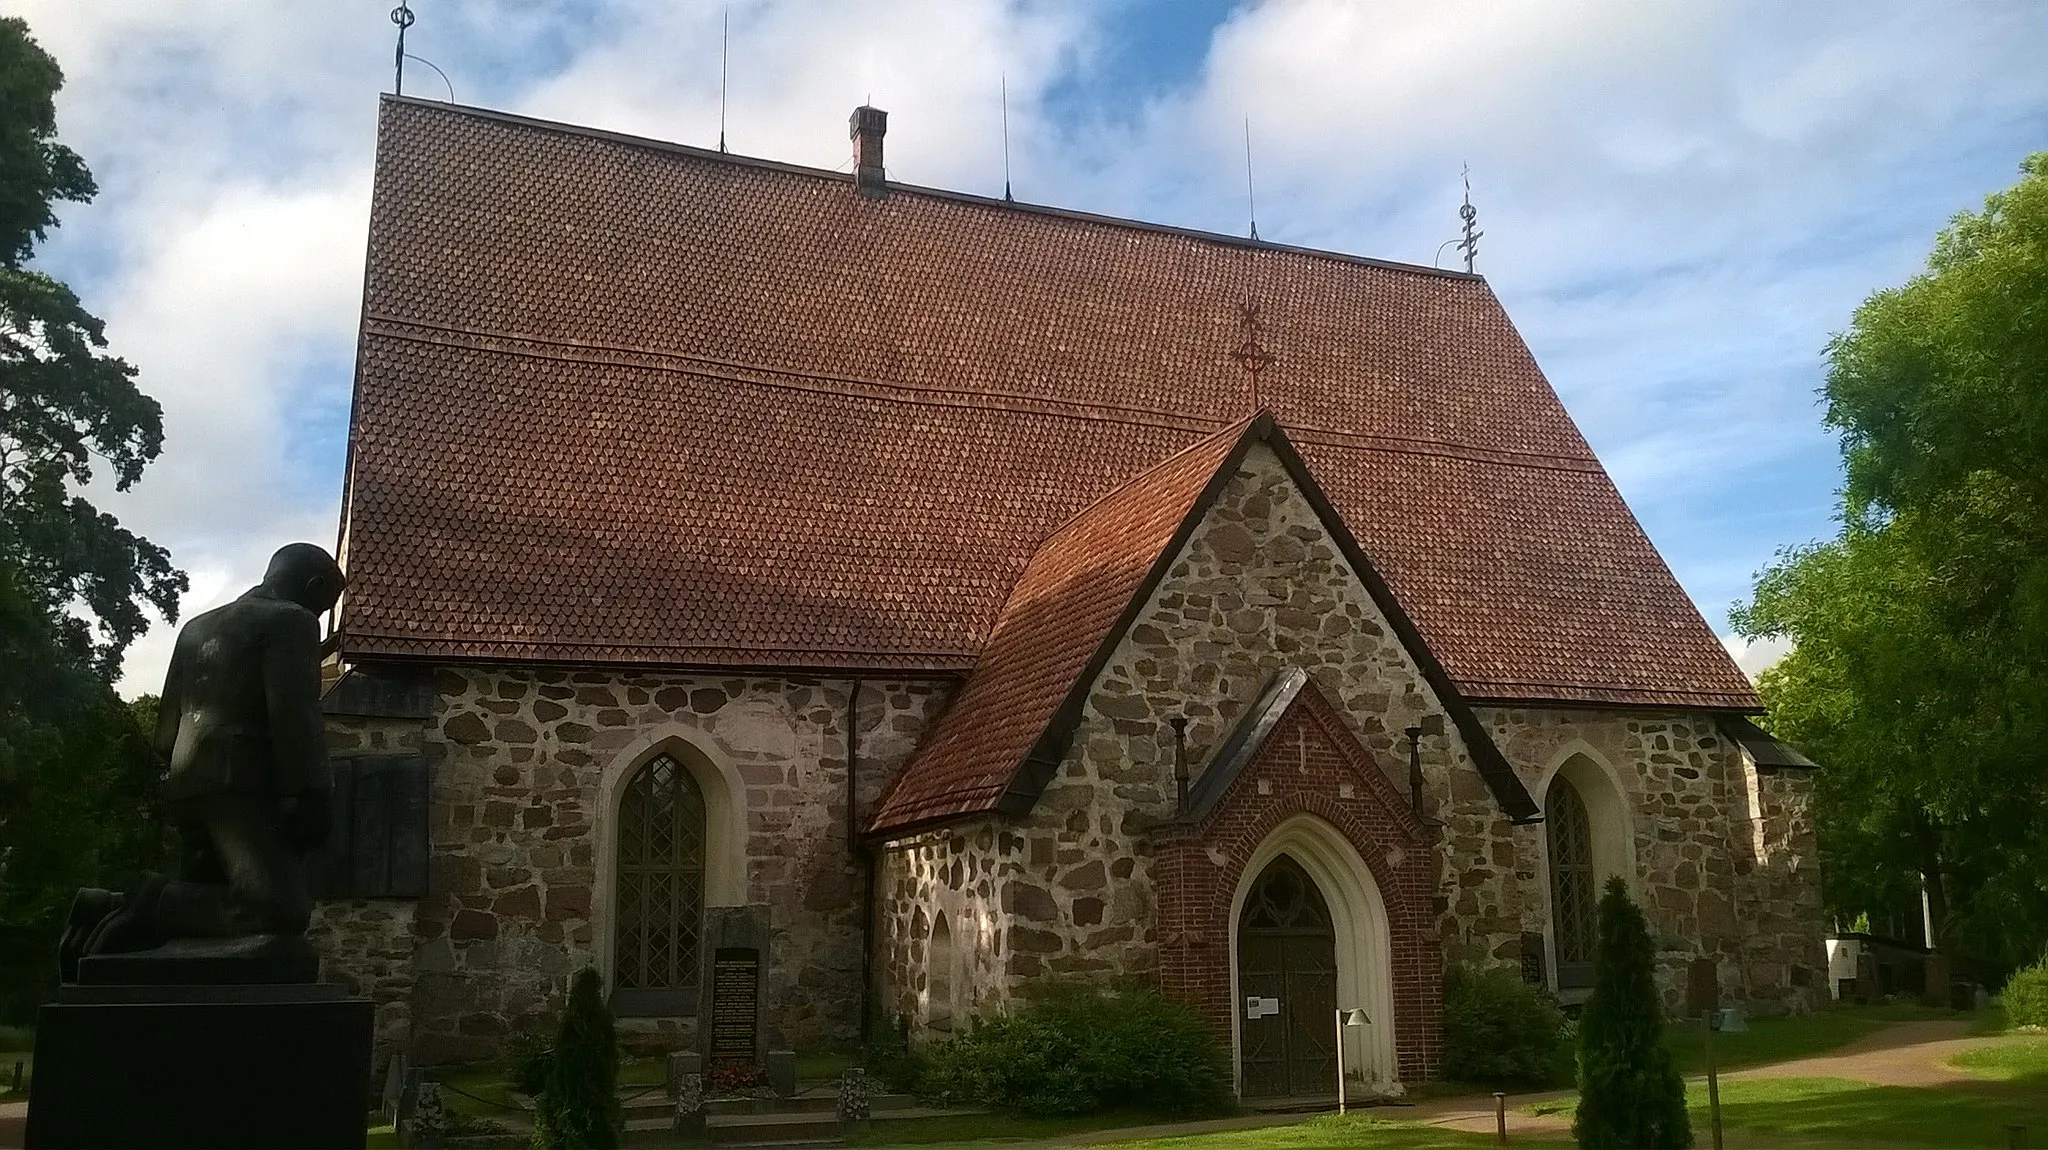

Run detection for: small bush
[[921, 981, 1229, 1116], [1442, 965, 1571, 1088], [505, 1027, 554, 1097], [861, 1020, 925, 1095], [2004, 956, 2048, 1029], [532, 969, 623, 1149]]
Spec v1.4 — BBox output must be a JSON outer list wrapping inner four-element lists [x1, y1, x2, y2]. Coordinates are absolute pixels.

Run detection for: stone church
[[314, 95, 1824, 1097]]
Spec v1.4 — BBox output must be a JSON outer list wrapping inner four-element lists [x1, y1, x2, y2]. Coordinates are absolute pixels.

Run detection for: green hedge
[[920, 982, 1230, 1116], [1442, 964, 1572, 1088], [2004, 956, 2048, 1028]]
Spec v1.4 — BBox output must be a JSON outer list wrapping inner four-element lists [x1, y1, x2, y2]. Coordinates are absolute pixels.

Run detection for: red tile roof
[[339, 98, 1756, 718], [868, 420, 1251, 830], [869, 415, 1547, 834]]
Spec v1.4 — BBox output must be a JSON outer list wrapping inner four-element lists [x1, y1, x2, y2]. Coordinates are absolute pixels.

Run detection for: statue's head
[[261, 543, 346, 615]]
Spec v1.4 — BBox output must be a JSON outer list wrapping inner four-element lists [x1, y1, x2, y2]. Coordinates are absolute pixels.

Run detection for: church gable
[[1071, 435, 1500, 819], [870, 418, 1539, 838]]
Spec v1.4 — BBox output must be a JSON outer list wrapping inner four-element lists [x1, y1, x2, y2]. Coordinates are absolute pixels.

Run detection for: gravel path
[[1399, 1017, 2034, 1140]]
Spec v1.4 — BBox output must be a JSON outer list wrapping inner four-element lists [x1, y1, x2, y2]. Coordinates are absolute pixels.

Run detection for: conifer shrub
[[2004, 956, 2048, 1029], [1574, 878, 1691, 1150], [1442, 964, 1572, 1088], [921, 981, 1229, 1116], [531, 968, 623, 1149]]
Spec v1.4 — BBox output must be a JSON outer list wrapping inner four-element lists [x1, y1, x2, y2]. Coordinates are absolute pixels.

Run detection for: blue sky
[[14, 0, 2048, 697]]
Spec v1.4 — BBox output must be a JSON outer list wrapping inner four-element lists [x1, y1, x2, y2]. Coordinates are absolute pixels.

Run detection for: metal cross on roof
[[1231, 300, 1275, 411]]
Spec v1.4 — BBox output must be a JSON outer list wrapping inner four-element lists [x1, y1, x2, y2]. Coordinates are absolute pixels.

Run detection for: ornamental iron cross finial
[[1231, 300, 1275, 411]]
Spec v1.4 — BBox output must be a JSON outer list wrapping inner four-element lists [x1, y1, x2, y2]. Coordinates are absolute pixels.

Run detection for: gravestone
[[699, 905, 771, 1069], [1686, 956, 1720, 1019], [1518, 932, 1547, 986]]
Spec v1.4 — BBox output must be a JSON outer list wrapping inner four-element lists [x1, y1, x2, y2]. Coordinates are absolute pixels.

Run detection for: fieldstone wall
[[868, 440, 1825, 1063], [318, 713, 433, 1075], [309, 898, 417, 1073], [323, 668, 944, 1064], [1479, 707, 1826, 1014], [991, 443, 1476, 993], [1736, 762, 1826, 1010], [875, 822, 1012, 1042]]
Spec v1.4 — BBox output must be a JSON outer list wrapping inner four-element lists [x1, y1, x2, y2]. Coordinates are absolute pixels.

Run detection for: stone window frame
[[593, 727, 750, 1010], [1227, 815, 1398, 1093], [1532, 742, 1638, 998]]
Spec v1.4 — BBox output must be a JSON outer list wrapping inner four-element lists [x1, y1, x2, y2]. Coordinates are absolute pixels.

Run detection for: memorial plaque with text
[[709, 947, 761, 1062]]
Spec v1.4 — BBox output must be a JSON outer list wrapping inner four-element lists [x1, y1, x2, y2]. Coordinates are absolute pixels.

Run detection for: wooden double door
[[1238, 856, 1339, 1098]]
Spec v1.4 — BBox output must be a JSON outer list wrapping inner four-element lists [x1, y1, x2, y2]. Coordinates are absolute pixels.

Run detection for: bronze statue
[[60, 543, 344, 977]]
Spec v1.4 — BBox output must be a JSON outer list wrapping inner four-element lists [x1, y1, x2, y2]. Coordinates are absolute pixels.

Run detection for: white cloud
[[1721, 633, 1792, 682], [10, 0, 2046, 698]]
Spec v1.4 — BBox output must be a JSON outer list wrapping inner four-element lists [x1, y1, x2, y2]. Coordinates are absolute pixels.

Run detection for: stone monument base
[[25, 983, 373, 1149], [77, 933, 320, 986]]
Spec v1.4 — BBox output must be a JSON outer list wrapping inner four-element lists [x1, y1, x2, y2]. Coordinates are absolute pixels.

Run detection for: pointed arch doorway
[[1237, 855, 1339, 1098]]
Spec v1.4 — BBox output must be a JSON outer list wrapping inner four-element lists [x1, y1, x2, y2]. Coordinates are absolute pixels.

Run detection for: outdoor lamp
[[1334, 1008, 1371, 1113]]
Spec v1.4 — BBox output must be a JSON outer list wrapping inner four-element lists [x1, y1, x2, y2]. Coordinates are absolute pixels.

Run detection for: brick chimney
[[850, 105, 887, 197]]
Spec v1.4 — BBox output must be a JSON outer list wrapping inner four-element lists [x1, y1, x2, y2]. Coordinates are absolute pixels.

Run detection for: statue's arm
[[263, 609, 331, 797]]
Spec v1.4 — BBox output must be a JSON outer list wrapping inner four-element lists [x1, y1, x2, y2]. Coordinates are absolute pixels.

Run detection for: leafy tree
[[0, 564, 166, 1018], [1734, 154, 2048, 970], [0, 16, 179, 1018], [1573, 879, 1690, 1150], [0, 15, 183, 680], [532, 968, 623, 1150]]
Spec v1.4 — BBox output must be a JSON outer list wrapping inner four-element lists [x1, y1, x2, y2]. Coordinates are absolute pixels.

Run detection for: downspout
[[847, 678, 874, 1046]]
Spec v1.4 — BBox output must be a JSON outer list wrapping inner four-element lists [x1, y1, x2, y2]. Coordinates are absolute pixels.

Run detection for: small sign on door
[[1244, 996, 1280, 1020]]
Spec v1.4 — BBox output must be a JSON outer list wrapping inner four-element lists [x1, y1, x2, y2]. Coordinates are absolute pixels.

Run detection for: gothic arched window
[[1547, 775, 1597, 988], [613, 753, 706, 1007]]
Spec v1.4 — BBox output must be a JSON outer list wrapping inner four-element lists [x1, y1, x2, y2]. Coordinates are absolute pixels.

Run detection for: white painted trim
[[1532, 743, 1636, 993], [1227, 814, 1398, 1095], [591, 726, 749, 994]]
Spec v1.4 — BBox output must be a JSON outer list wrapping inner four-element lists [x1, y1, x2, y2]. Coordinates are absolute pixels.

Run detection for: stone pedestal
[[25, 983, 373, 1149]]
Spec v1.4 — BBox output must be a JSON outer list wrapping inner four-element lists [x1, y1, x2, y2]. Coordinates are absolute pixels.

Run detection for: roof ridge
[[382, 95, 1486, 284]]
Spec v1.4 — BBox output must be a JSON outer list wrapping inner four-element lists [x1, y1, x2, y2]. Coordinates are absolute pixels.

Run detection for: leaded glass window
[[614, 754, 706, 995], [1241, 855, 1333, 933], [1548, 776, 1596, 988]]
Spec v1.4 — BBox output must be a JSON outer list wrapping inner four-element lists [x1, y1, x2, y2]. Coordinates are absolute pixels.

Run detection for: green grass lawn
[[848, 1109, 1223, 1147], [1701, 1075, 2048, 1149], [1098, 1113, 1555, 1150], [1950, 1033, 2048, 1081], [1662, 1008, 1887, 1076]]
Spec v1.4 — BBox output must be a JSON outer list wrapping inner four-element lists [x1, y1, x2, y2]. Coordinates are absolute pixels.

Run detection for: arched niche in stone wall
[[925, 911, 957, 1038]]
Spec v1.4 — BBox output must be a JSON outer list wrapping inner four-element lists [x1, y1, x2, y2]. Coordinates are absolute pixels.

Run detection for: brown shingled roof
[[868, 416, 1544, 834], [868, 420, 1252, 831], [338, 97, 1756, 714]]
